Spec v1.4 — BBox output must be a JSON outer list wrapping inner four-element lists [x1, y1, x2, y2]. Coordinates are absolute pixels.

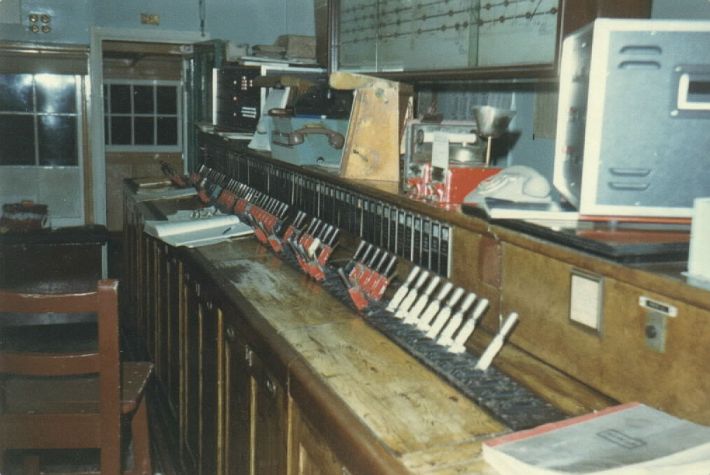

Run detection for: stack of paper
[[483, 403, 710, 474], [144, 214, 253, 248], [135, 186, 197, 201]]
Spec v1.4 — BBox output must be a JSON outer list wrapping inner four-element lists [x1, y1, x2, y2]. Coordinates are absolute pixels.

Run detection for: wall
[[0, 0, 315, 46], [652, 0, 710, 19]]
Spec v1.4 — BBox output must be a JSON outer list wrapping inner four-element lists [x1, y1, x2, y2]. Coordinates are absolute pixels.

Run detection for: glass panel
[[156, 86, 177, 114], [336, 0, 560, 72], [338, 1, 377, 72], [0, 74, 34, 112], [134, 117, 154, 145], [36, 74, 77, 113], [38, 115, 78, 166], [104, 116, 110, 144], [0, 114, 35, 165], [134, 85, 154, 114], [157, 116, 177, 145], [109, 85, 131, 113], [110, 116, 131, 145]]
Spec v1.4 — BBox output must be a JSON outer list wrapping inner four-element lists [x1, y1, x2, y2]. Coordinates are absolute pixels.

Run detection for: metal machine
[[212, 63, 323, 133], [554, 19, 710, 218], [403, 119, 499, 205]]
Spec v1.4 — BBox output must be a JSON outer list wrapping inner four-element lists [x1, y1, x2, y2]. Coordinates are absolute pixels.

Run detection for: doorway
[[88, 28, 204, 229]]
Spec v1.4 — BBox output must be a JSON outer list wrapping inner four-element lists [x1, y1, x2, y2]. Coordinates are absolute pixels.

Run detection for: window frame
[[0, 73, 83, 168], [103, 78, 183, 153]]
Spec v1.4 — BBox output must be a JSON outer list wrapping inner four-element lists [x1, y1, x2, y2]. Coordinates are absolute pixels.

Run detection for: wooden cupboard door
[[223, 322, 254, 475], [156, 243, 170, 390], [289, 401, 347, 475], [121, 196, 141, 336], [252, 352, 288, 475], [145, 237, 159, 360], [167, 256, 183, 416], [200, 297, 222, 475], [182, 273, 201, 471]]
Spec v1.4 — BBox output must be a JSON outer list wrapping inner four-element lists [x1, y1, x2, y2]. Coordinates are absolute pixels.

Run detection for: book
[[144, 214, 253, 248], [483, 403, 710, 475]]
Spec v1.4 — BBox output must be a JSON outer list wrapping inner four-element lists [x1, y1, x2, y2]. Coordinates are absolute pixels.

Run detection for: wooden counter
[[123, 188, 614, 474], [123, 134, 710, 473], [195, 133, 710, 426]]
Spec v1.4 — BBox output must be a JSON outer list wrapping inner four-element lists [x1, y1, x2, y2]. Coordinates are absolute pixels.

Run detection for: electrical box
[[554, 19, 710, 218]]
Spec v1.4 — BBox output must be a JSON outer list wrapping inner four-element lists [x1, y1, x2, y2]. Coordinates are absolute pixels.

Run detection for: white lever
[[475, 312, 519, 371], [386, 267, 420, 313], [394, 271, 430, 319], [416, 282, 453, 331], [436, 293, 476, 346], [448, 298, 489, 354], [425, 288, 464, 339], [403, 276, 441, 325]]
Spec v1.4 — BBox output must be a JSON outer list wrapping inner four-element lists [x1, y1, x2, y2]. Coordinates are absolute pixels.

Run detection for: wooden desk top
[[140, 194, 617, 474]]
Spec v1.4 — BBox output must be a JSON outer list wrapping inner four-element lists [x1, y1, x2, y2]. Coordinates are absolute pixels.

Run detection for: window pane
[[157, 86, 177, 114], [38, 115, 77, 166], [110, 85, 131, 113], [36, 74, 76, 114], [135, 117, 154, 145], [134, 86, 154, 114], [0, 74, 33, 112], [157, 117, 177, 145], [0, 114, 35, 165], [110, 116, 131, 145]]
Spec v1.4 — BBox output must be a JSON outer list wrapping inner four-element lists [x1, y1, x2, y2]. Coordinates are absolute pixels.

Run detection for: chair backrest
[[0, 279, 121, 462]]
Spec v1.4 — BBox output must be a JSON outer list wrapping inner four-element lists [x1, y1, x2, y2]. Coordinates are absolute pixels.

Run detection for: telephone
[[463, 165, 552, 205]]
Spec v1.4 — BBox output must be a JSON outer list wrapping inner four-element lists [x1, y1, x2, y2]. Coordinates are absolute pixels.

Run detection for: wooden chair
[[0, 279, 152, 475]]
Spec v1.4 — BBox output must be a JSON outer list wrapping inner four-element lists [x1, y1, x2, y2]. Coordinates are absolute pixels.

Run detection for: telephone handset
[[464, 165, 552, 204]]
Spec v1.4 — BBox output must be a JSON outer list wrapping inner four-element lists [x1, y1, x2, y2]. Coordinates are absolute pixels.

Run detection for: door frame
[[88, 27, 206, 225]]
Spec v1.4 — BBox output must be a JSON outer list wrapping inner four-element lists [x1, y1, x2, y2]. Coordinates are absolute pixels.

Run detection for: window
[[0, 74, 80, 166], [103, 80, 181, 151]]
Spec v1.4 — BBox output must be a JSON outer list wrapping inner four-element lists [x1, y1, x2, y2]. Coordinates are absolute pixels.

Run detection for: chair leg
[[128, 396, 152, 475]]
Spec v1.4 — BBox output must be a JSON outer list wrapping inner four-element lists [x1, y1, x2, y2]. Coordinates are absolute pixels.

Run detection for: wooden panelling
[[450, 226, 501, 325], [222, 321, 253, 475], [499, 242, 710, 424], [600, 279, 710, 423], [289, 398, 348, 475]]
